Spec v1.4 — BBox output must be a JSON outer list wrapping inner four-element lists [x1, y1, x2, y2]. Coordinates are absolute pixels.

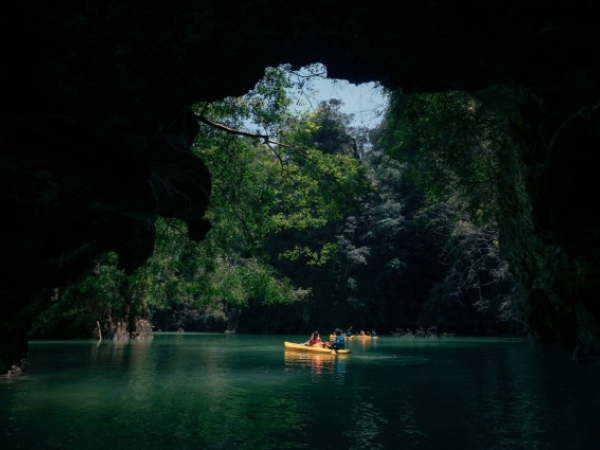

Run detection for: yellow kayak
[[284, 342, 352, 354]]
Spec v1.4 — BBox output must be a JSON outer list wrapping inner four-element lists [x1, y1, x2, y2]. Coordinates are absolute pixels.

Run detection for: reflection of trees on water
[[136, 340, 308, 449], [124, 341, 155, 407], [341, 368, 424, 449], [462, 346, 543, 450], [1, 338, 310, 449], [343, 401, 388, 450], [4, 338, 600, 449]]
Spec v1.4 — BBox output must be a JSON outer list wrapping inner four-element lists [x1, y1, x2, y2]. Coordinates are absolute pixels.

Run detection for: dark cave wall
[[500, 88, 600, 358], [2, 1, 600, 370]]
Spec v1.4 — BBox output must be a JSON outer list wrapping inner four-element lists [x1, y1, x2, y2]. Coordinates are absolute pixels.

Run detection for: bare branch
[[195, 110, 311, 161], [196, 112, 270, 142], [282, 67, 327, 78]]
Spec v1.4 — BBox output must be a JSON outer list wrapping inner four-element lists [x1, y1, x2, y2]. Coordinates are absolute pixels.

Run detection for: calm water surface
[[1, 334, 599, 450]]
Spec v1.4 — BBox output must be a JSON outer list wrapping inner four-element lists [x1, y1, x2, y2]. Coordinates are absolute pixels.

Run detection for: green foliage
[[144, 65, 368, 322], [192, 67, 371, 291], [209, 256, 309, 305], [250, 89, 521, 336], [381, 91, 505, 225], [371, 90, 518, 331], [280, 242, 337, 266], [137, 218, 212, 310], [33, 64, 371, 335], [35, 66, 521, 338]]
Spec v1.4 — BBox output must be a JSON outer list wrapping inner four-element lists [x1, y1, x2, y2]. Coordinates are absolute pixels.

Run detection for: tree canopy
[[31, 66, 521, 338]]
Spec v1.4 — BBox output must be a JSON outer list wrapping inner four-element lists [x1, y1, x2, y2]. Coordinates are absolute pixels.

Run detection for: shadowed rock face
[[2, 1, 600, 370]]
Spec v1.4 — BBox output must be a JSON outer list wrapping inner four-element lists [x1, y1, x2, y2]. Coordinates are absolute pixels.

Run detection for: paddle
[[329, 339, 342, 355], [330, 342, 338, 355]]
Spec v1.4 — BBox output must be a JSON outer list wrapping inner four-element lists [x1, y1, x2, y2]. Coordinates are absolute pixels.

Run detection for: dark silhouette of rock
[[2, 1, 599, 371]]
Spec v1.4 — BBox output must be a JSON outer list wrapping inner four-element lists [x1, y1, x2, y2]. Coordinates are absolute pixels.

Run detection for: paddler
[[303, 331, 327, 348], [328, 329, 345, 351]]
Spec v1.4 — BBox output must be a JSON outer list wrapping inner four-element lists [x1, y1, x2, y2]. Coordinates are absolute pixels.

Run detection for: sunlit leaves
[[59, 65, 374, 327], [188, 65, 371, 309], [208, 256, 309, 305], [279, 242, 337, 266]]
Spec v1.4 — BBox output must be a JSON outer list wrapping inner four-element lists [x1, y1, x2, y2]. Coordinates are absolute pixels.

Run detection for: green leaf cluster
[[64, 65, 370, 331], [381, 90, 505, 225]]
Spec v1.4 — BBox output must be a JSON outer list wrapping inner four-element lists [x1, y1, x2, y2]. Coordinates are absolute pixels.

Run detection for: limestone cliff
[[2, 1, 599, 371]]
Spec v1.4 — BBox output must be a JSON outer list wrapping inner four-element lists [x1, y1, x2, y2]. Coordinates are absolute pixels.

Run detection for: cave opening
[[3, 1, 600, 375], [195, 63, 388, 145]]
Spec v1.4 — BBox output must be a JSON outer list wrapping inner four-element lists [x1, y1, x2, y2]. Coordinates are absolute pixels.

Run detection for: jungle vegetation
[[30, 65, 522, 338]]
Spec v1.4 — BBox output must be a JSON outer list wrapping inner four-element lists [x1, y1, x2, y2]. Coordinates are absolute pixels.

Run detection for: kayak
[[329, 334, 379, 341], [284, 342, 352, 354], [284, 350, 345, 364]]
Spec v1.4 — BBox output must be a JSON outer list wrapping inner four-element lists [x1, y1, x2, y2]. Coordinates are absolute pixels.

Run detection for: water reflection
[[284, 350, 348, 382], [353, 337, 378, 351], [468, 348, 543, 450], [1, 336, 599, 450], [343, 401, 388, 450]]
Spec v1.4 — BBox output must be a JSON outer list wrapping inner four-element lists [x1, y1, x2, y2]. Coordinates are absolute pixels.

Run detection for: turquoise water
[[1, 334, 599, 450]]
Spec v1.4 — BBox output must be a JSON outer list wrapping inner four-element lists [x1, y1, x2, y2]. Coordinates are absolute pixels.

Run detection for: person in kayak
[[304, 331, 326, 348], [329, 329, 345, 350]]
